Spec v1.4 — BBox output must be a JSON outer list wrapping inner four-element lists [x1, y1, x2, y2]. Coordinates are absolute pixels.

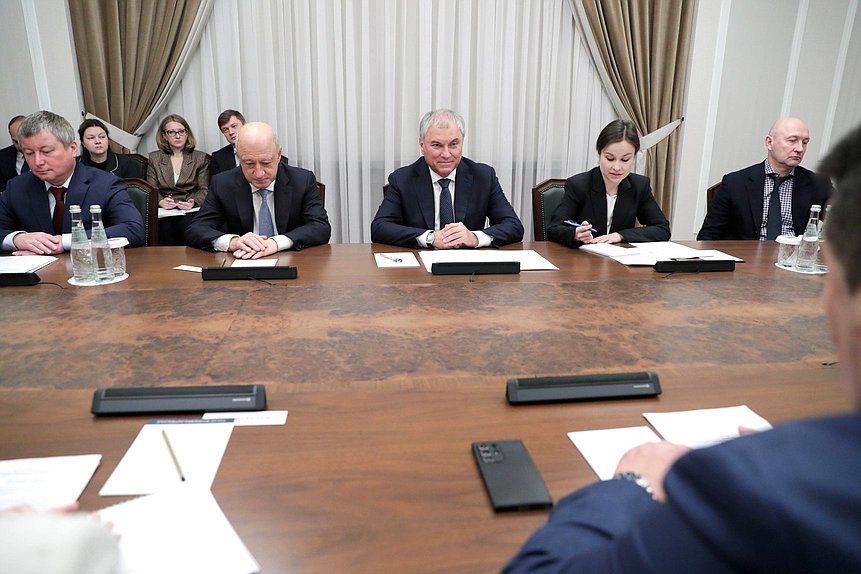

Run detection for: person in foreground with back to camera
[[547, 119, 670, 248], [697, 117, 832, 240], [185, 121, 331, 258], [77, 118, 142, 179], [370, 108, 524, 249], [0, 111, 144, 255], [503, 124, 861, 573], [146, 114, 209, 211]]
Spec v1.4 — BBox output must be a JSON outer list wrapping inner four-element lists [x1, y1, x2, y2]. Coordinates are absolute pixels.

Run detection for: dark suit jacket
[[79, 149, 144, 180], [547, 167, 670, 247], [185, 162, 331, 250], [209, 144, 237, 182], [0, 164, 145, 249], [146, 149, 210, 206], [0, 144, 29, 192], [370, 156, 524, 248], [504, 413, 861, 573], [697, 162, 832, 240]]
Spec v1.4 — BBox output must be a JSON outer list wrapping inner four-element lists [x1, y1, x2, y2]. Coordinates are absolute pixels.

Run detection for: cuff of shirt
[[273, 234, 293, 251], [473, 230, 493, 248], [417, 231, 431, 248], [2, 231, 23, 251]]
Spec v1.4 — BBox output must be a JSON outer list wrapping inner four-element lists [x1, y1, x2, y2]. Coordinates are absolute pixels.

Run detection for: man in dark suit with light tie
[[185, 121, 330, 258], [209, 109, 245, 182], [0, 115, 29, 192], [504, 124, 861, 573], [697, 117, 831, 240], [371, 109, 523, 249], [0, 111, 144, 254]]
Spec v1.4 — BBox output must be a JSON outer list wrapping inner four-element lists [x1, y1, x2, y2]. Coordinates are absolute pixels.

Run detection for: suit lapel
[[414, 160, 435, 229], [791, 169, 813, 234], [746, 168, 765, 231], [610, 177, 635, 234], [62, 166, 90, 233], [589, 170, 609, 235], [273, 164, 292, 234], [233, 168, 256, 232], [453, 162, 473, 223]]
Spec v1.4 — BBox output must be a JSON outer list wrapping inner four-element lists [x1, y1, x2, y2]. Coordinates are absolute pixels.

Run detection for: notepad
[[99, 487, 259, 574], [100, 419, 234, 496]]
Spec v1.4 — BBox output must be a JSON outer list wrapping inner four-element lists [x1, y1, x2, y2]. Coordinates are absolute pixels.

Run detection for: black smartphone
[[472, 440, 553, 512]]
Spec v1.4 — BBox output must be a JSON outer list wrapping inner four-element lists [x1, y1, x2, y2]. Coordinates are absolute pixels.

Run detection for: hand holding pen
[[563, 219, 598, 243]]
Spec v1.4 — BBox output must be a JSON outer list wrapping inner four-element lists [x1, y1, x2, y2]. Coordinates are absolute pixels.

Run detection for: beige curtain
[[69, 0, 209, 151], [578, 0, 693, 217]]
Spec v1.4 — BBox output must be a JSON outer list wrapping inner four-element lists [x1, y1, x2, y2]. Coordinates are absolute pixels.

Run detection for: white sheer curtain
[[141, 0, 616, 242]]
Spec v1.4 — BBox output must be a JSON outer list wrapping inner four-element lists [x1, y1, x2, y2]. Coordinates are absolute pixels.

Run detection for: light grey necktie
[[258, 189, 275, 237]]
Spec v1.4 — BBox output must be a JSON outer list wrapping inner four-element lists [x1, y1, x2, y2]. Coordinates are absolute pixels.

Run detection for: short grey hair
[[419, 109, 465, 141], [18, 111, 76, 148]]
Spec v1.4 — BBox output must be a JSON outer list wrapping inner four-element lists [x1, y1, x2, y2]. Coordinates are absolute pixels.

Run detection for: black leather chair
[[531, 178, 566, 241], [126, 153, 148, 180]]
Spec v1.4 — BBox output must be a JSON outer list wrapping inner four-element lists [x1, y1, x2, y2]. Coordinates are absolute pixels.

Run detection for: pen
[[162, 429, 186, 482], [563, 219, 599, 234], [379, 253, 403, 263]]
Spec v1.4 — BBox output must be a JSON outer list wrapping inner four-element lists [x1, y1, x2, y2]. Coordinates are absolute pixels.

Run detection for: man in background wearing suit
[[697, 117, 831, 240], [371, 109, 523, 249], [0, 111, 144, 254], [0, 115, 29, 192], [209, 109, 246, 182], [185, 121, 330, 258], [504, 123, 861, 572]]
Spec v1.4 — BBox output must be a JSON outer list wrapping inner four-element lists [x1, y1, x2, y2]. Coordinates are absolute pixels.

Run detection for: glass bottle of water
[[815, 205, 830, 273], [69, 205, 95, 283], [89, 205, 115, 282], [795, 204, 821, 272]]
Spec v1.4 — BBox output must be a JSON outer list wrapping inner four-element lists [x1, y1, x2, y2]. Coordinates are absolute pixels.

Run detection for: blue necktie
[[766, 174, 790, 240], [438, 178, 454, 227], [258, 189, 275, 237]]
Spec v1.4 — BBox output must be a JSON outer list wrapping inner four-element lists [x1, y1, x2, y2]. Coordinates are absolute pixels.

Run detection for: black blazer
[[79, 149, 143, 179], [185, 162, 331, 251], [697, 162, 832, 240], [209, 143, 237, 182], [0, 144, 28, 192], [370, 156, 524, 248], [547, 167, 670, 247]]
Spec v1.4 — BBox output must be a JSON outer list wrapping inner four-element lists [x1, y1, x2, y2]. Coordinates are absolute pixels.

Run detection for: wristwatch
[[614, 471, 657, 500], [426, 231, 435, 248]]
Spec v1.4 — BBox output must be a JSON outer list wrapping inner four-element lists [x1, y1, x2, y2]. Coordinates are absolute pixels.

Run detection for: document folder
[[506, 372, 661, 404], [202, 266, 297, 280], [431, 261, 520, 275], [653, 260, 735, 273], [91, 384, 267, 415]]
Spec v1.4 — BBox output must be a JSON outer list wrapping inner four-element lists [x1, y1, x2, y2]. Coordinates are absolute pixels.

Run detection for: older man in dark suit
[[186, 121, 330, 258], [0, 111, 144, 254], [698, 117, 831, 240], [371, 109, 523, 249]]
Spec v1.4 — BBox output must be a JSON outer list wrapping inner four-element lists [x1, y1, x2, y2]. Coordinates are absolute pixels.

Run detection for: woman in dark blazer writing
[[547, 119, 670, 247], [147, 114, 209, 210]]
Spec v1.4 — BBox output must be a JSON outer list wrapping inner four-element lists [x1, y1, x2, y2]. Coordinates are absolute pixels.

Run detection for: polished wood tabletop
[[0, 241, 847, 573]]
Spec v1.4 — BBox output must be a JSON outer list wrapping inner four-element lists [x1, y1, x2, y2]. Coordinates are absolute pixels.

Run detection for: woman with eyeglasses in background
[[147, 114, 209, 211]]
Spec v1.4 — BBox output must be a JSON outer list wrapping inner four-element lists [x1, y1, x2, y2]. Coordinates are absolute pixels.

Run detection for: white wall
[[673, 0, 861, 239], [2, 0, 860, 240]]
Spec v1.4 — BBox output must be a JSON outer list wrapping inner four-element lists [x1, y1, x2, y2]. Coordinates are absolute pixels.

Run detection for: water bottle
[[795, 204, 821, 272], [815, 205, 830, 273], [69, 205, 95, 283], [89, 205, 115, 282]]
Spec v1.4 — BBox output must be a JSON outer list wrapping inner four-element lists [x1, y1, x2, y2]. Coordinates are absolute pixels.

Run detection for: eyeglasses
[[165, 129, 187, 137]]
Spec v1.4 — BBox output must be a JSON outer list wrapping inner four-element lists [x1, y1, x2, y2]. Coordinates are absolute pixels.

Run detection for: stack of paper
[[0, 255, 57, 274], [0, 454, 101, 511], [580, 241, 742, 266]]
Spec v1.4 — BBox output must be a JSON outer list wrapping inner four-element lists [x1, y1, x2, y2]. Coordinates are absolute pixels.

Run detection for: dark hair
[[78, 118, 109, 141], [155, 114, 196, 153], [595, 119, 640, 154], [819, 123, 861, 293], [8, 115, 26, 130], [218, 109, 246, 129]]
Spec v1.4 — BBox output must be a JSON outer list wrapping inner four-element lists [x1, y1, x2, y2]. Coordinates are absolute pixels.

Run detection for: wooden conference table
[[0, 241, 847, 573]]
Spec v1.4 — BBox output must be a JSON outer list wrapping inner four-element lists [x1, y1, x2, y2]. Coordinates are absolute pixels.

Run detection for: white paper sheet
[[100, 420, 234, 496], [0, 454, 101, 511], [418, 249, 558, 271], [231, 258, 278, 267], [203, 410, 288, 426], [582, 242, 744, 266], [644, 405, 772, 449], [0, 255, 57, 274], [567, 427, 661, 480], [374, 252, 421, 268], [158, 207, 201, 218], [99, 487, 259, 574]]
